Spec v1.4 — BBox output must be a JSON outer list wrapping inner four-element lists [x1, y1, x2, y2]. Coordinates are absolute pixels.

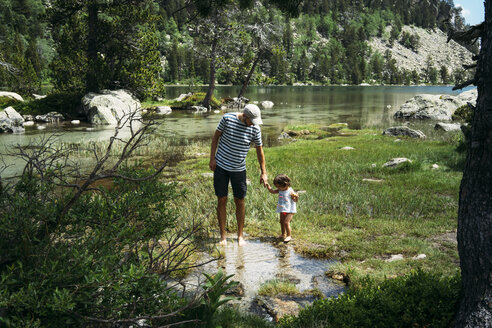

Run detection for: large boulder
[[434, 122, 463, 132], [394, 89, 477, 121], [0, 106, 25, 133], [82, 90, 141, 125], [0, 91, 24, 102]]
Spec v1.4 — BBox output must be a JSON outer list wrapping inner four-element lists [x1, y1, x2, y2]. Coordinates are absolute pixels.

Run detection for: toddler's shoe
[[283, 236, 292, 243]]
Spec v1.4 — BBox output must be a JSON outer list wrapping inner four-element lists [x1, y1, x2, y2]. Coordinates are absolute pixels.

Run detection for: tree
[[450, 2, 492, 326], [49, 0, 165, 99]]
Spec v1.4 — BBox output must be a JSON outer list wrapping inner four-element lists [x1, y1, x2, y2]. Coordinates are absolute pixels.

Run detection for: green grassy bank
[[175, 126, 464, 285]]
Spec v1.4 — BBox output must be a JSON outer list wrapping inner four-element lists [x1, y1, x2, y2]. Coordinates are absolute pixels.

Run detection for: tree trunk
[[238, 52, 261, 99], [202, 35, 218, 110], [86, 3, 99, 93], [456, 1, 492, 327]]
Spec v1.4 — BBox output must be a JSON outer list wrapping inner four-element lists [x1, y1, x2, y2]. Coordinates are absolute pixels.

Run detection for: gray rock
[[174, 93, 192, 102], [82, 89, 141, 125], [278, 132, 292, 140], [434, 122, 463, 132], [191, 105, 208, 113], [23, 115, 34, 121], [0, 91, 24, 102], [394, 89, 477, 121], [35, 112, 64, 123], [0, 106, 25, 133], [155, 106, 172, 115], [383, 126, 426, 139], [383, 158, 412, 168], [261, 101, 274, 109]]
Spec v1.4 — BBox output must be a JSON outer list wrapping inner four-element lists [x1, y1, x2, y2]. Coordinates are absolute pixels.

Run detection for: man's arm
[[256, 145, 267, 186], [210, 130, 222, 171]]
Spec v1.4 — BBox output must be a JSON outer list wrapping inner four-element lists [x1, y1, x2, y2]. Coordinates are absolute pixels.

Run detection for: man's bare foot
[[219, 239, 227, 246], [237, 237, 246, 246], [283, 236, 292, 243]]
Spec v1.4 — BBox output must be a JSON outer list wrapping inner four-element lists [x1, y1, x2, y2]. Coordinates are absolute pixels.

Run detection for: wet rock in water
[[23, 121, 35, 127], [275, 273, 301, 285], [434, 122, 463, 132], [325, 272, 350, 285], [0, 106, 25, 133], [383, 158, 412, 168], [261, 101, 274, 109], [192, 105, 208, 113], [35, 112, 65, 123], [383, 126, 426, 139], [71, 120, 80, 124], [155, 106, 172, 115]]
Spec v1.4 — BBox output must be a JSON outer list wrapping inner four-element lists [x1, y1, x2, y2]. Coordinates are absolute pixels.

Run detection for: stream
[[176, 236, 345, 321]]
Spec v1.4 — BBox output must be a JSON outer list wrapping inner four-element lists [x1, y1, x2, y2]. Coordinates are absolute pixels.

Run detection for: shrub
[[452, 104, 474, 123], [279, 270, 461, 328], [0, 93, 83, 118]]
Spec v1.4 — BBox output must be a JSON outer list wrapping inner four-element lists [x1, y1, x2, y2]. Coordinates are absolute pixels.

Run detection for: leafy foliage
[[279, 270, 461, 328]]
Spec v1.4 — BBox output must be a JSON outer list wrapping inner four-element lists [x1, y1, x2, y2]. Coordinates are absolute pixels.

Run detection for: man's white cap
[[243, 104, 263, 125]]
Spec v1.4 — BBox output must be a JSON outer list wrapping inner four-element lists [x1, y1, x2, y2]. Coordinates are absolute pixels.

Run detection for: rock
[[32, 94, 46, 100], [191, 105, 208, 113], [71, 120, 80, 124], [175, 93, 192, 102], [386, 254, 404, 262], [432, 164, 439, 169], [155, 106, 172, 115], [393, 89, 477, 121], [261, 100, 274, 109], [246, 179, 251, 185], [362, 178, 383, 183], [35, 112, 64, 123], [434, 122, 462, 132], [37, 125, 46, 130], [201, 173, 214, 178], [225, 282, 244, 297], [214, 110, 220, 114], [383, 126, 426, 139], [0, 91, 24, 102], [278, 132, 292, 140], [413, 254, 426, 260], [142, 109, 148, 114], [256, 295, 315, 322], [340, 146, 354, 150], [82, 89, 141, 125], [23, 121, 35, 127], [383, 158, 412, 168], [0, 106, 25, 133], [23, 115, 34, 121]]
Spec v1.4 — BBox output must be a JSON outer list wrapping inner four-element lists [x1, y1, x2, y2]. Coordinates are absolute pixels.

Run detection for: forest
[[0, 0, 473, 99]]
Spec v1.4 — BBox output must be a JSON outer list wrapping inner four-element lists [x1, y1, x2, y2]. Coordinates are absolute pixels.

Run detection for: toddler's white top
[[276, 187, 297, 213]]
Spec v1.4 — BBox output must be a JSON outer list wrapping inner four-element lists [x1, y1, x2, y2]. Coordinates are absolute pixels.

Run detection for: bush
[[0, 93, 83, 118], [279, 270, 461, 328], [452, 104, 474, 123]]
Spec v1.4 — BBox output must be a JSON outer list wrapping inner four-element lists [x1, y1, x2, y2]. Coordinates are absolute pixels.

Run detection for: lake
[[0, 85, 473, 177]]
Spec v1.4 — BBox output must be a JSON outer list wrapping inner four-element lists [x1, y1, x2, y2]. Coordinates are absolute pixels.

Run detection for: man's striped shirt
[[215, 113, 262, 172]]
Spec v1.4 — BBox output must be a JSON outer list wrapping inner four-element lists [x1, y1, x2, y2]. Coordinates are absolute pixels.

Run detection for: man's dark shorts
[[214, 165, 247, 199]]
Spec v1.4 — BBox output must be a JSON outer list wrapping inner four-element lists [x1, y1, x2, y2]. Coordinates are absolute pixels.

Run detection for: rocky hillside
[[369, 25, 474, 81]]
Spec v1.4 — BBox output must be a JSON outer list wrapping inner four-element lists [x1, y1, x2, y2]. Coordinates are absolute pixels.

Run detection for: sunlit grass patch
[[258, 279, 301, 296]]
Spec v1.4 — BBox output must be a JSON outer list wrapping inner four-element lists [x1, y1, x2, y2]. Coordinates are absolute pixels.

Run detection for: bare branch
[[453, 78, 477, 90], [463, 64, 477, 70], [447, 22, 485, 45]]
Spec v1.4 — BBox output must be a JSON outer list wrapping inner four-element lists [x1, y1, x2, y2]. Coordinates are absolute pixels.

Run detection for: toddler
[[266, 174, 299, 242]]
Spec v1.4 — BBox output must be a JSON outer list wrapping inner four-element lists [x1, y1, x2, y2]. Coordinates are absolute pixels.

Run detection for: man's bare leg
[[234, 197, 246, 246], [217, 196, 228, 245]]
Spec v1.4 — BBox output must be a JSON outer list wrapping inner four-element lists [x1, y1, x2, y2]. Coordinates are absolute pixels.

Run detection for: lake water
[[0, 85, 473, 176]]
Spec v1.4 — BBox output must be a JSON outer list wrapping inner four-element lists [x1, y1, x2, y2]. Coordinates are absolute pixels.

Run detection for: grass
[[173, 126, 464, 286], [258, 279, 301, 296]]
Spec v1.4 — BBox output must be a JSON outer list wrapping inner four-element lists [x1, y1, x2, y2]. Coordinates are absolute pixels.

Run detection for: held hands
[[260, 173, 268, 187]]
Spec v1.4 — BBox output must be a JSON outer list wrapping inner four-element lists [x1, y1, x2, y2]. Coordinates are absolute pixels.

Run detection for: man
[[209, 104, 267, 246]]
